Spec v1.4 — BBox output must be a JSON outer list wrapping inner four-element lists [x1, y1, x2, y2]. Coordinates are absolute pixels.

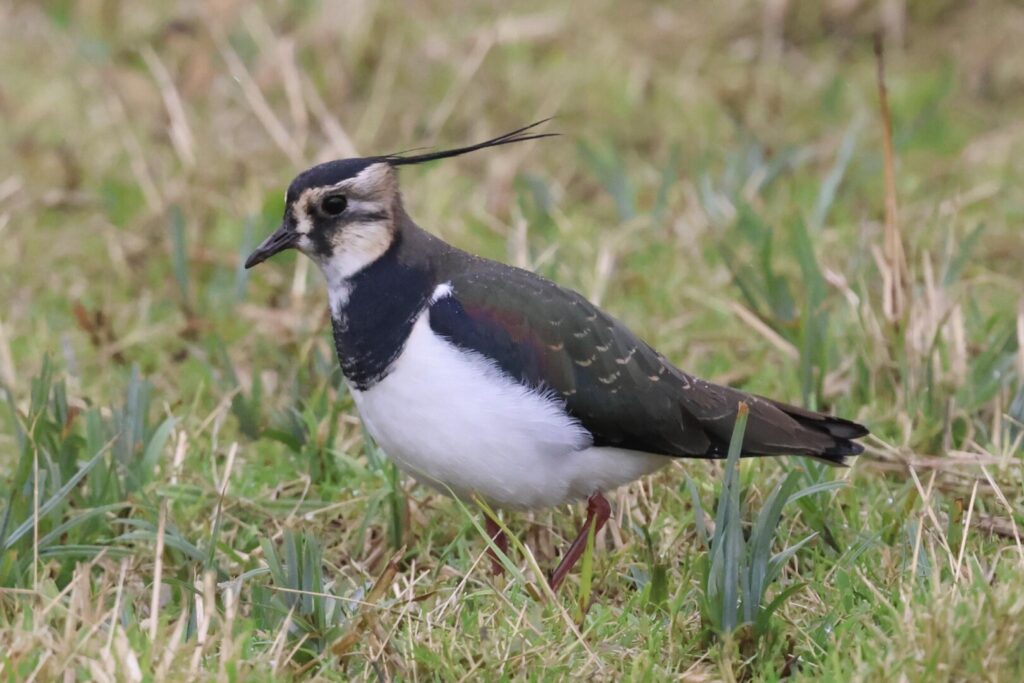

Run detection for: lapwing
[[245, 122, 868, 590]]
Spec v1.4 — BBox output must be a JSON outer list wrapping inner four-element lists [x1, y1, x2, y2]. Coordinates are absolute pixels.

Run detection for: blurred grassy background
[[1, 0, 1023, 680]]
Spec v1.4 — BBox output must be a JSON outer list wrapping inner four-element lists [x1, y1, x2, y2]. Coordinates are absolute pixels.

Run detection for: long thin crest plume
[[385, 119, 557, 167]]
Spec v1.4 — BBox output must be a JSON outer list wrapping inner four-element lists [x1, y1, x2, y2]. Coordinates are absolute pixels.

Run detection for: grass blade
[[2, 442, 110, 551]]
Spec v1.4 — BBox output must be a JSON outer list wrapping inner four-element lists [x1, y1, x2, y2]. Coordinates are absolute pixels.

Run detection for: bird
[[245, 121, 869, 591]]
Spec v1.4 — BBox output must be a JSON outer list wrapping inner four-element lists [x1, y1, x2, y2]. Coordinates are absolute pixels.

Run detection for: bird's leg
[[484, 515, 509, 575], [549, 492, 611, 591]]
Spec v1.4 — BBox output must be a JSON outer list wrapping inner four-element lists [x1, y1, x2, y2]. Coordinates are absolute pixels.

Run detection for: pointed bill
[[245, 223, 297, 269]]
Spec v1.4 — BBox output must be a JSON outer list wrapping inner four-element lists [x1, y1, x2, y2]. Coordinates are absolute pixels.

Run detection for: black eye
[[321, 195, 348, 215]]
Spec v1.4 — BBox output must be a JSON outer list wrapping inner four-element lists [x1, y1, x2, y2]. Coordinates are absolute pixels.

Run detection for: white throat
[[320, 258, 353, 319]]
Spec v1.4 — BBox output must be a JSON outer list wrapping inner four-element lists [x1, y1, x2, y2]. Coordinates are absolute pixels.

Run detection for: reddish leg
[[549, 492, 611, 591], [484, 516, 509, 575]]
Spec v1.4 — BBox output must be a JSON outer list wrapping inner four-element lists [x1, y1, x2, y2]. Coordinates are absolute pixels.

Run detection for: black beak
[[245, 223, 297, 269]]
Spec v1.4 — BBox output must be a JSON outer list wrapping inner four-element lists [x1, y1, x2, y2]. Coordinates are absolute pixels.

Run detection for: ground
[[2, 1, 1023, 680]]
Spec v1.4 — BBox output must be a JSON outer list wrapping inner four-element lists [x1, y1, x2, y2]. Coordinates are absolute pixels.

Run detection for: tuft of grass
[[691, 403, 846, 655], [0, 359, 173, 585], [256, 530, 349, 663]]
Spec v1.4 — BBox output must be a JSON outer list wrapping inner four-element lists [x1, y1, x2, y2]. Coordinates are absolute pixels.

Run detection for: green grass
[[2, 1, 1024, 679]]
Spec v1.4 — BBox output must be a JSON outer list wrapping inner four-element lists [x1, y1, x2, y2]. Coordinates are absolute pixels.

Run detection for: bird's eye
[[321, 195, 348, 215]]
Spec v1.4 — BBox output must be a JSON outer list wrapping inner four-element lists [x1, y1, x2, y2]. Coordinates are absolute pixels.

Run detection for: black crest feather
[[385, 119, 557, 167]]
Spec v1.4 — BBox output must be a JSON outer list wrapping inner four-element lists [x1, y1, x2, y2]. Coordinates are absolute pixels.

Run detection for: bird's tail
[[752, 396, 868, 465], [680, 376, 869, 465]]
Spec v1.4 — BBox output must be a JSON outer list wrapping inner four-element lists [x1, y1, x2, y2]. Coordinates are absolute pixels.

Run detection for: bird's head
[[244, 121, 556, 281], [244, 157, 400, 281]]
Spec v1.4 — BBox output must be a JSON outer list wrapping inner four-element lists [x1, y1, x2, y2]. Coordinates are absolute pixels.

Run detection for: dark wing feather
[[429, 264, 867, 463]]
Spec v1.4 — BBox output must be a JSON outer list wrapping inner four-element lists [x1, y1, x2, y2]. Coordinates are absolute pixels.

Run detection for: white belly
[[350, 312, 668, 509]]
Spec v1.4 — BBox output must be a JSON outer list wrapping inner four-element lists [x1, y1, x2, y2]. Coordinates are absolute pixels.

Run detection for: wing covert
[[427, 267, 716, 456]]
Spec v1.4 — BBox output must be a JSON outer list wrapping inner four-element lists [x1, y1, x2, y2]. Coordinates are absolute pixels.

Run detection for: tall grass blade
[[811, 116, 861, 232], [710, 402, 749, 634], [169, 205, 190, 309]]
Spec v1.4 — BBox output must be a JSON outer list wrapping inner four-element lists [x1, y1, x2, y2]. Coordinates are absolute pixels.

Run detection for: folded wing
[[428, 265, 867, 463]]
